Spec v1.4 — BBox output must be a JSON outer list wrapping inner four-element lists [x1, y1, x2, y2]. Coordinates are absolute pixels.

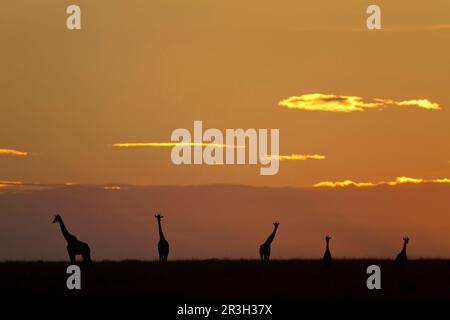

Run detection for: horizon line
[[1, 181, 449, 191]]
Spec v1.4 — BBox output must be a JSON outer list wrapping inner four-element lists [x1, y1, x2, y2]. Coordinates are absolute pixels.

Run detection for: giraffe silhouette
[[395, 237, 409, 265], [155, 213, 169, 262], [52, 214, 92, 264], [323, 235, 332, 268], [259, 222, 279, 263]]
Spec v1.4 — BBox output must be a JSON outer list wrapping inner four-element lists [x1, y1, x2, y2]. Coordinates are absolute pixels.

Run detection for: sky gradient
[[1, 0, 449, 187], [0, 1, 450, 260]]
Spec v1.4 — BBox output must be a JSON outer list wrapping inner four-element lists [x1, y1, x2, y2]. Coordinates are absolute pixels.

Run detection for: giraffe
[[155, 213, 169, 262], [323, 235, 332, 268], [259, 222, 280, 263], [395, 237, 409, 265], [52, 214, 92, 264]]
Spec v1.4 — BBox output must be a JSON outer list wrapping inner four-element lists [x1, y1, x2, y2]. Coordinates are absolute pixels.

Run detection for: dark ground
[[1, 259, 450, 301]]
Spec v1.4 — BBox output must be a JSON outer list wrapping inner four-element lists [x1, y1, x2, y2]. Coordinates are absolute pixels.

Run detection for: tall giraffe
[[155, 214, 169, 262], [52, 214, 92, 264], [259, 222, 280, 263], [395, 237, 409, 265], [323, 235, 332, 268]]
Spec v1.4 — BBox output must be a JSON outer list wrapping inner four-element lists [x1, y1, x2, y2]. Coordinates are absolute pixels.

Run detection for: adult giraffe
[[155, 213, 170, 262], [52, 214, 92, 264], [395, 237, 410, 265], [323, 235, 332, 268], [259, 222, 280, 263]]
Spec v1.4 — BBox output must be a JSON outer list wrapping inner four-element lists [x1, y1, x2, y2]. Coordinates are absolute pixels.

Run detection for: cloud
[[375, 98, 440, 110], [435, 178, 450, 183], [386, 176, 423, 185], [279, 93, 440, 112], [314, 180, 376, 188], [314, 176, 450, 188], [0, 149, 28, 156], [0, 181, 135, 192], [113, 142, 243, 148], [264, 154, 326, 161], [0, 180, 23, 188], [104, 186, 129, 190]]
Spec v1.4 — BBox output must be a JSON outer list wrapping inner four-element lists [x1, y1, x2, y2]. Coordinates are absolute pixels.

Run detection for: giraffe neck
[[265, 226, 278, 244], [402, 241, 408, 252], [326, 239, 330, 251], [157, 220, 166, 241], [58, 219, 73, 243]]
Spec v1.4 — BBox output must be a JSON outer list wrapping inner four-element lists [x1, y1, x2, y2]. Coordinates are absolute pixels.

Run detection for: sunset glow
[[113, 142, 244, 148], [0, 149, 28, 156], [0, 180, 23, 188], [314, 176, 450, 188], [279, 94, 440, 112], [1, 0, 450, 262], [264, 154, 326, 161]]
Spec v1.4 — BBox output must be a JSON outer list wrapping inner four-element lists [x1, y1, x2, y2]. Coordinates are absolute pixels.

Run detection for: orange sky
[[1, 0, 449, 187]]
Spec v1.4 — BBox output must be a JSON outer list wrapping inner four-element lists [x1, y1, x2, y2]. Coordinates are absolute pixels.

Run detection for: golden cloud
[[0, 180, 23, 188], [264, 154, 326, 161], [375, 99, 440, 110], [314, 180, 376, 188], [113, 142, 243, 148], [104, 186, 128, 190], [314, 176, 450, 188], [386, 176, 423, 185], [0, 149, 28, 156], [279, 93, 440, 112]]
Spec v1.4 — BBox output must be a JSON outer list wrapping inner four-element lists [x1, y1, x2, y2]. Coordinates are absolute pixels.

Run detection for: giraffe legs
[[259, 246, 271, 263], [158, 241, 169, 263], [264, 249, 271, 262], [160, 253, 168, 263], [68, 251, 76, 264], [82, 252, 92, 264]]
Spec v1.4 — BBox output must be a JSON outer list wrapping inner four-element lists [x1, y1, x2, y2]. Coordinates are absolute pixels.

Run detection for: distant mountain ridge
[[0, 183, 449, 260]]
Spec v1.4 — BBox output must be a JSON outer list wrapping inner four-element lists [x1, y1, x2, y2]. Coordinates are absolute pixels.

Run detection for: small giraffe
[[52, 214, 92, 264], [155, 213, 169, 262], [259, 222, 280, 263], [323, 235, 332, 268], [395, 237, 409, 265]]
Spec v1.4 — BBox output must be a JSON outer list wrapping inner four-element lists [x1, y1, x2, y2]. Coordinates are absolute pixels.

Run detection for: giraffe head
[[403, 237, 410, 244], [52, 214, 62, 223], [155, 214, 164, 221], [273, 222, 280, 228], [326, 235, 332, 242]]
